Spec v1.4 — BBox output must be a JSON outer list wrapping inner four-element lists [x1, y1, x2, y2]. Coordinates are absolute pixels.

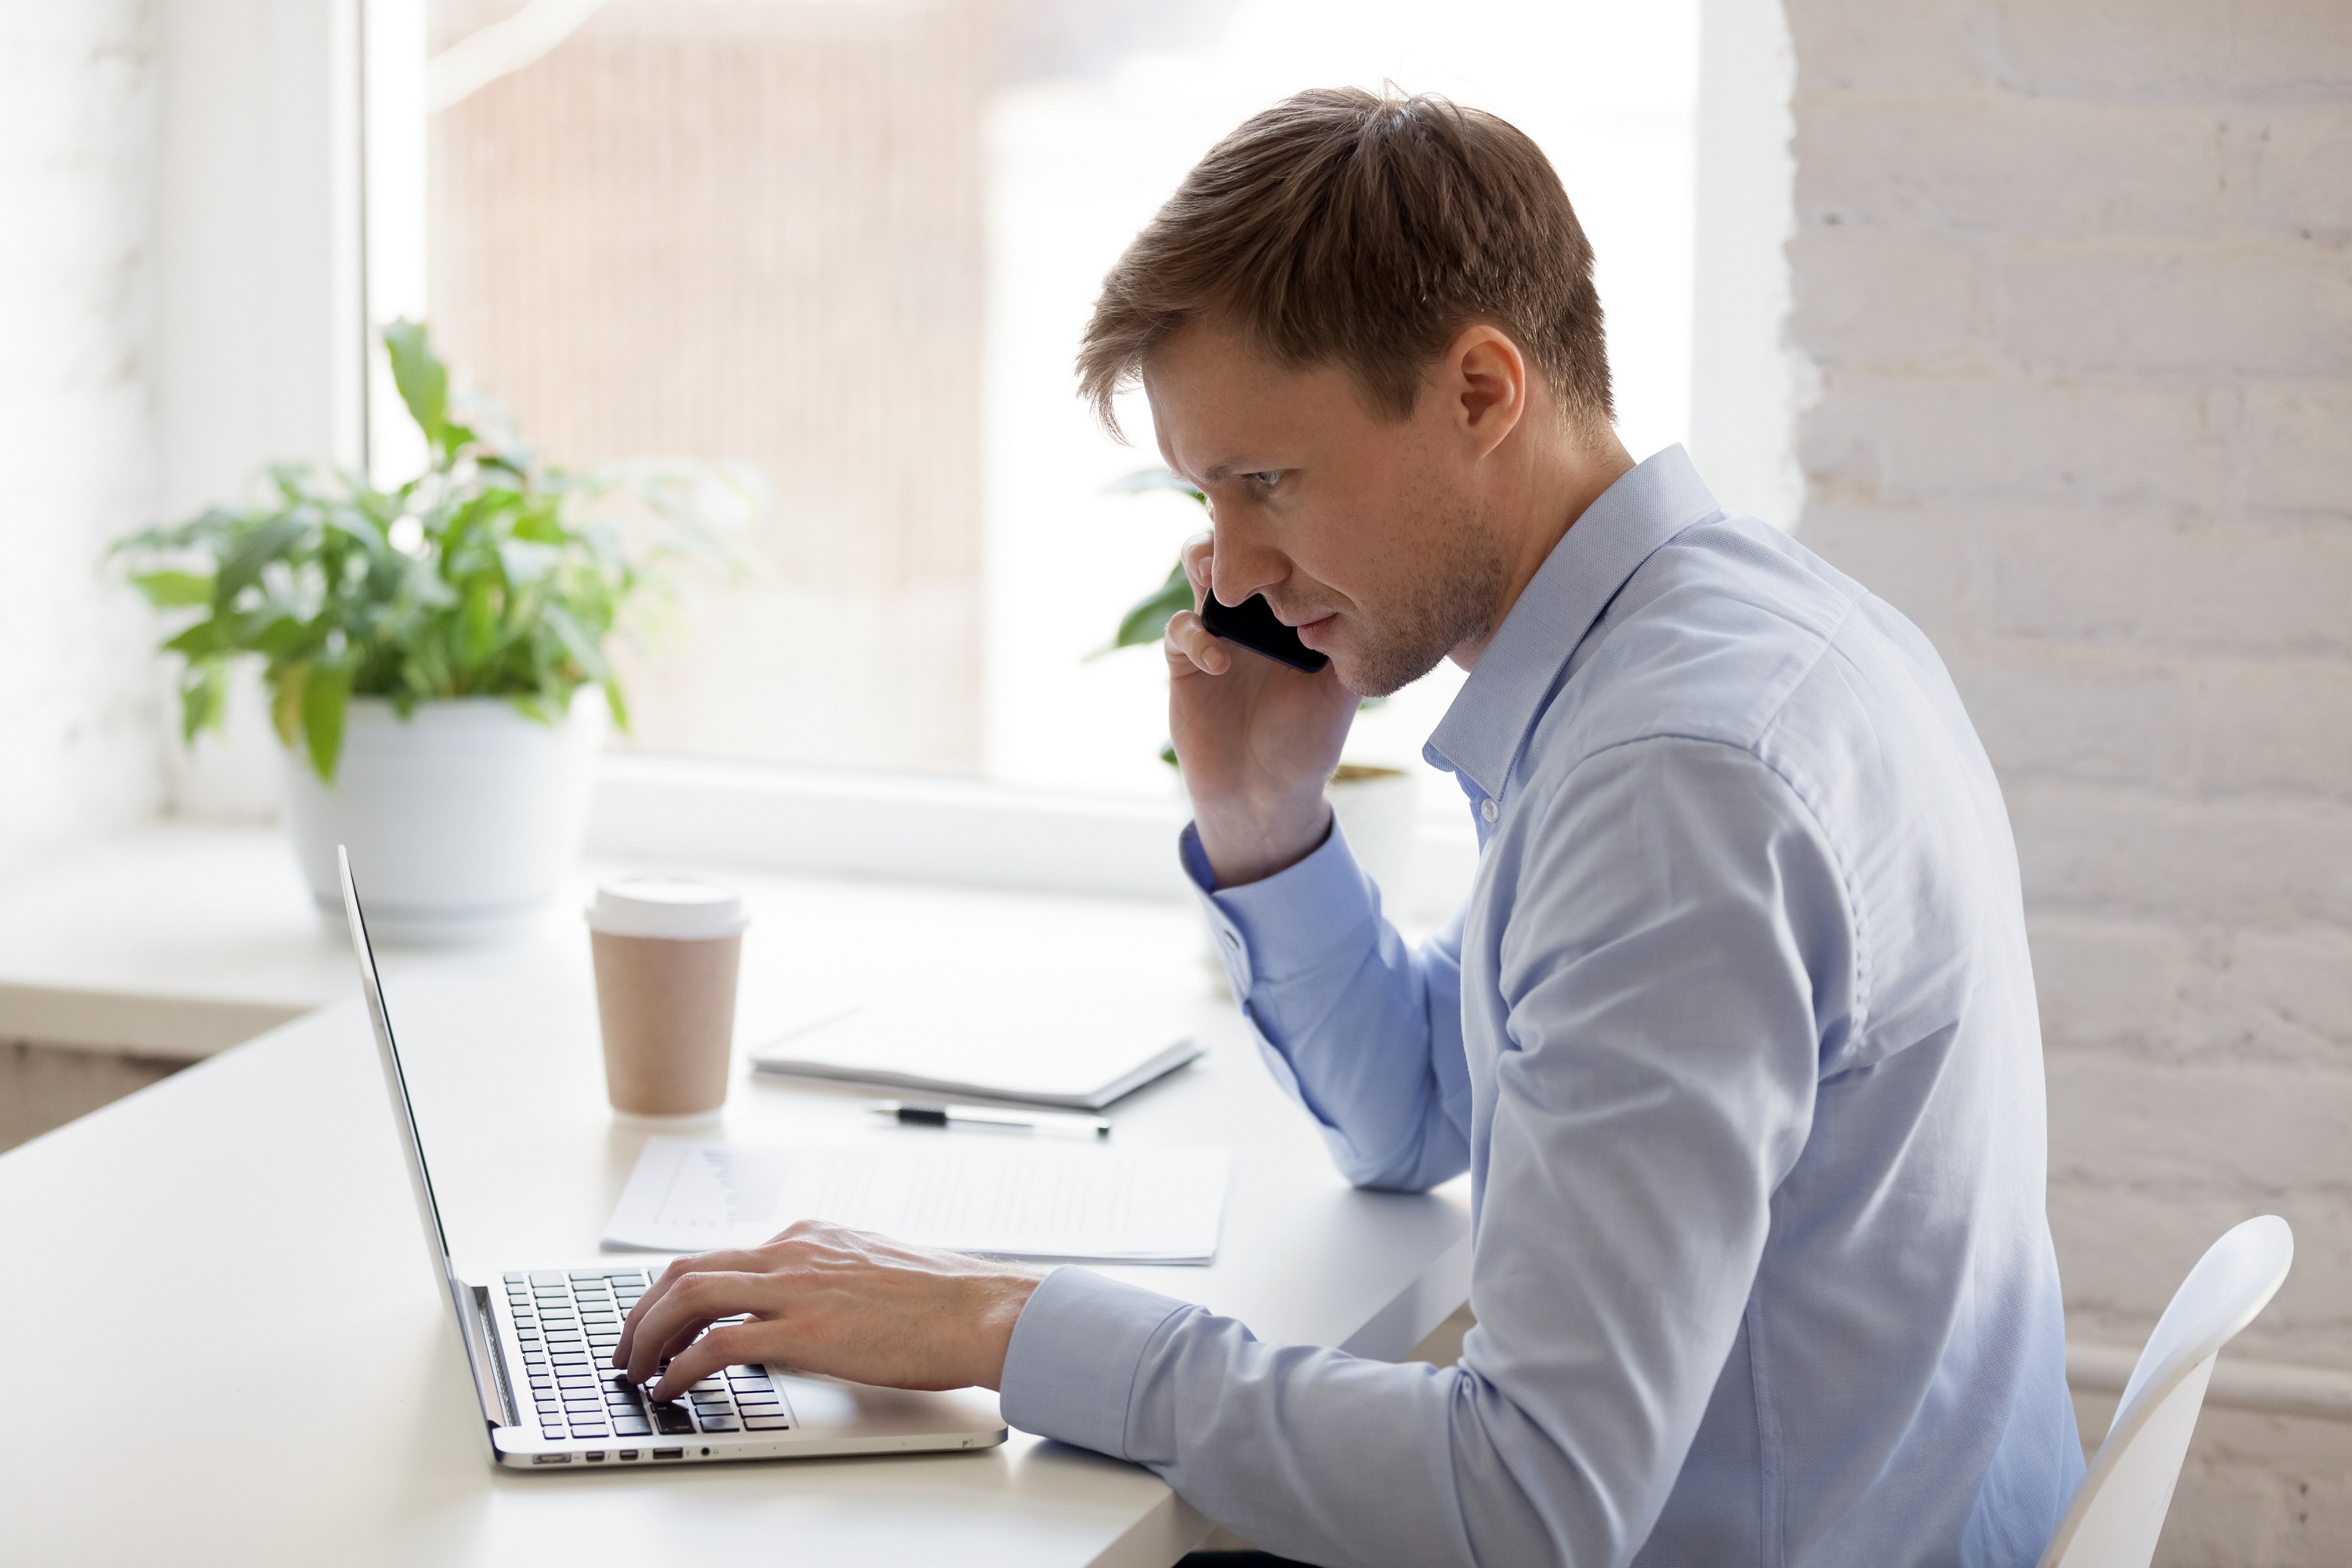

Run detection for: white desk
[[1, 868, 1471, 1566]]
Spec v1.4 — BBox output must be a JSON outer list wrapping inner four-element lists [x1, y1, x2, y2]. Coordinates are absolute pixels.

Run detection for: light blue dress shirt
[[1000, 446, 2084, 1567]]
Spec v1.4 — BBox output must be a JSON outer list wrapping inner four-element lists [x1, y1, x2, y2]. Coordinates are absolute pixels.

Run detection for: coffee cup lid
[[586, 874, 748, 940]]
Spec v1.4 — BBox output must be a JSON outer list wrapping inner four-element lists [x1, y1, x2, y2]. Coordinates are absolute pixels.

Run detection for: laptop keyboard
[[503, 1269, 794, 1443]]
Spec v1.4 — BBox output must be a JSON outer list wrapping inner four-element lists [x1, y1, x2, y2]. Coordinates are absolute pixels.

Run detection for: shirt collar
[[1423, 444, 1722, 800]]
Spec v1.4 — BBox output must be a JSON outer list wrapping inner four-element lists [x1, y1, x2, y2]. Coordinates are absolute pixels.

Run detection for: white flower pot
[[278, 691, 607, 947], [1327, 763, 1417, 913]]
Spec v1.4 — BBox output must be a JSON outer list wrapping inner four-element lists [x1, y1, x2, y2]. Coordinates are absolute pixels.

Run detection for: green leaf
[[459, 579, 500, 666], [214, 516, 310, 604], [542, 603, 609, 681], [132, 570, 216, 608], [180, 661, 228, 743], [162, 615, 240, 659], [1094, 561, 1194, 657], [383, 318, 449, 455], [301, 660, 355, 782], [601, 677, 630, 734], [269, 662, 310, 749], [251, 615, 315, 659]]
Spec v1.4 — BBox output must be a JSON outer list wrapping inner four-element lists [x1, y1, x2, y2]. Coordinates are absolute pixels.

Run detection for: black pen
[[869, 1100, 1112, 1138]]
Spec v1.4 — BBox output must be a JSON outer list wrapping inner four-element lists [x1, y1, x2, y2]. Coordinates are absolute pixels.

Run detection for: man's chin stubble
[[1341, 549, 1512, 698]]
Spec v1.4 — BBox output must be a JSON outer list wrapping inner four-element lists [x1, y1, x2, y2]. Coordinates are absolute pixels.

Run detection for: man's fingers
[[1164, 610, 1231, 676], [622, 1267, 769, 1387], [616, 1248, 752, 1368], [1179, 531, 1214, 606], [648, 1321, 764, 1403]]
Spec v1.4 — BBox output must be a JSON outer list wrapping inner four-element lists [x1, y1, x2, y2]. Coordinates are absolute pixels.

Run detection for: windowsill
[[590, 751, 1480, 924], [0, 757, 1477, 1063]]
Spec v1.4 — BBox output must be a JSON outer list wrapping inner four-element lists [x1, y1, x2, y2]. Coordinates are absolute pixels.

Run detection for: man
[[614, 89, 2085, 1566]]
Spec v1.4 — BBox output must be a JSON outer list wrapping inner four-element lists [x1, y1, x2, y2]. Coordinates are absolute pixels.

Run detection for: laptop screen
[[336, 846, 459, 1279]]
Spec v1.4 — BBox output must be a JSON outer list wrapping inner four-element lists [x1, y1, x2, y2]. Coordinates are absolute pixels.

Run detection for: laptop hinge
[[456, 1279, 519, 1428]]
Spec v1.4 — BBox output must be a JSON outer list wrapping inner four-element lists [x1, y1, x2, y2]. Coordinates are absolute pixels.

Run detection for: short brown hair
[[1077, 87, 1612, 436]]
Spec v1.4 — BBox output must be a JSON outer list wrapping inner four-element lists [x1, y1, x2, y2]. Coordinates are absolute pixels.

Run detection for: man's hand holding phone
[[1163, 532, 1359, 887]]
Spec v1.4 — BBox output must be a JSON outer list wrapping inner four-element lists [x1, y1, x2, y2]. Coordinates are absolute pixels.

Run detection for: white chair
[[2038, 1214, 2295, 1568]]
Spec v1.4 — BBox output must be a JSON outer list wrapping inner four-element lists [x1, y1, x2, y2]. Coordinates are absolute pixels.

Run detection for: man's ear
[[1444, 325, 1529, 457]]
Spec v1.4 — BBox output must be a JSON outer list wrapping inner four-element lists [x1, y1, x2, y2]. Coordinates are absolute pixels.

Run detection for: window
[[397, 0, 1700, 805]]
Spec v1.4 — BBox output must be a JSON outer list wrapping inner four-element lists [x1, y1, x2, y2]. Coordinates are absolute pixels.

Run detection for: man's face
[[1143, 321, 1512, 698]]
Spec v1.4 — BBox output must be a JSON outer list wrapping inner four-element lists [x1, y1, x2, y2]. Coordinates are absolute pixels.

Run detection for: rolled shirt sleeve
[[999, 739, 1845, 1568]]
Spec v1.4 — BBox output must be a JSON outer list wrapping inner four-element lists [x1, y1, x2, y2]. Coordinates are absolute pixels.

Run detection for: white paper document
[[603, 1135, 1232, 1263]]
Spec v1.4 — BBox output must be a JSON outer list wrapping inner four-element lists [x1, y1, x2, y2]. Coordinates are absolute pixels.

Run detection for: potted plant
[[115, 321, 757, 946], [1102, 470, 1419, 908]]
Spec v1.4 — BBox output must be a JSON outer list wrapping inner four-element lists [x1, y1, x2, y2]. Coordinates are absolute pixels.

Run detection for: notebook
[[750, 998, 1204, 1111], [602, 1135, 1232, 1263]]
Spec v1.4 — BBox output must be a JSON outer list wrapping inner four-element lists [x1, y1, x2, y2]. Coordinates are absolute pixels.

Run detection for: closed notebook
[[750, 997, 1202, 1112]]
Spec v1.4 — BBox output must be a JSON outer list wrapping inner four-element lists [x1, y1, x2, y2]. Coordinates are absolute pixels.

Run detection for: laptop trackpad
[[766, 1370, 1002, 1436]]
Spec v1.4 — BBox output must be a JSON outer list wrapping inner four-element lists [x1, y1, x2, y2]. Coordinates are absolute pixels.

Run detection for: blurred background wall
[[0, 5, 168, 871], [1786, 0, 2352, 1556]]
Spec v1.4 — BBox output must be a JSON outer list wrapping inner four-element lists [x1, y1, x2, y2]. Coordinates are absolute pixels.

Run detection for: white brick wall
[[1786, 0, 2352, 1558], [0, 2, 167, 873]]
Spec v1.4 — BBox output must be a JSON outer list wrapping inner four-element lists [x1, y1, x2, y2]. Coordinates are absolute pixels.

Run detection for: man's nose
[[1208, 523, 1287, 609]]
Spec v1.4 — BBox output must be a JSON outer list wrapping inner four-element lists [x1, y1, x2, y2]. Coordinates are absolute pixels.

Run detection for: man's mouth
[[1293, 613, 1338, 651]]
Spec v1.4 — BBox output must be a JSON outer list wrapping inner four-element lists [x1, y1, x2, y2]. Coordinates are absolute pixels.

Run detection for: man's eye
[[1249, 470, 1283, 490]]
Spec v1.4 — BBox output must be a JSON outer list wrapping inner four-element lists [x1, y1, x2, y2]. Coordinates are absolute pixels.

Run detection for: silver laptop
[[338, 846, 1008, 1471]]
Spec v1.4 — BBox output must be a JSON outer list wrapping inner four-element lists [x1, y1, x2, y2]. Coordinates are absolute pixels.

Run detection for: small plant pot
[[278, 691, 607, 947]]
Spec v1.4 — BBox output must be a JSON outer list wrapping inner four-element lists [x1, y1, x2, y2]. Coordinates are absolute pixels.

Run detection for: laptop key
[[698, 1416, 741, 1432], [612, 1420, 652, 1436], [742, 1415, 792, 1430], [652, 1403, 698, 1436]]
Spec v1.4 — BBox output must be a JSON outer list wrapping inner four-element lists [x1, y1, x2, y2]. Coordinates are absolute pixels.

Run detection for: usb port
[[652, 1447, 684, 1460], [531, 1454, 572, 1465]]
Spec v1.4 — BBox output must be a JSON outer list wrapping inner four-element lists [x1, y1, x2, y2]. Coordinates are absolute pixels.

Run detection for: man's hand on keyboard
[[614, 1220, 1045, 1400]]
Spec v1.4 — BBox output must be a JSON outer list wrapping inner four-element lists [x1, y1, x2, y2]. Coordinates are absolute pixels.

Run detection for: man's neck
[[1452, 426, 1637, 670]]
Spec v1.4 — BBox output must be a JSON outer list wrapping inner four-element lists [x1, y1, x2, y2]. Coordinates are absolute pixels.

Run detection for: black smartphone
[[1200, 592, 1330, 674]]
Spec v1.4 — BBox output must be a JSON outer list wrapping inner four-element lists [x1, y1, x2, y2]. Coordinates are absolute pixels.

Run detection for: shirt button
[[1219, 931, 1240, 950], [1480, 798, 1499, 822]]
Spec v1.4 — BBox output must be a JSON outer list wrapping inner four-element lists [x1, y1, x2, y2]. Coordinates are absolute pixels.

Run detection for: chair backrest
[[2038, 1214, 2295, 1568]]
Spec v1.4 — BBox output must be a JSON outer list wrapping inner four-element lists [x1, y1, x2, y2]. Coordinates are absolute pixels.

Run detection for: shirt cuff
[[1180, 816, 1383, 997], [998, 1266, 1193, 1458]]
